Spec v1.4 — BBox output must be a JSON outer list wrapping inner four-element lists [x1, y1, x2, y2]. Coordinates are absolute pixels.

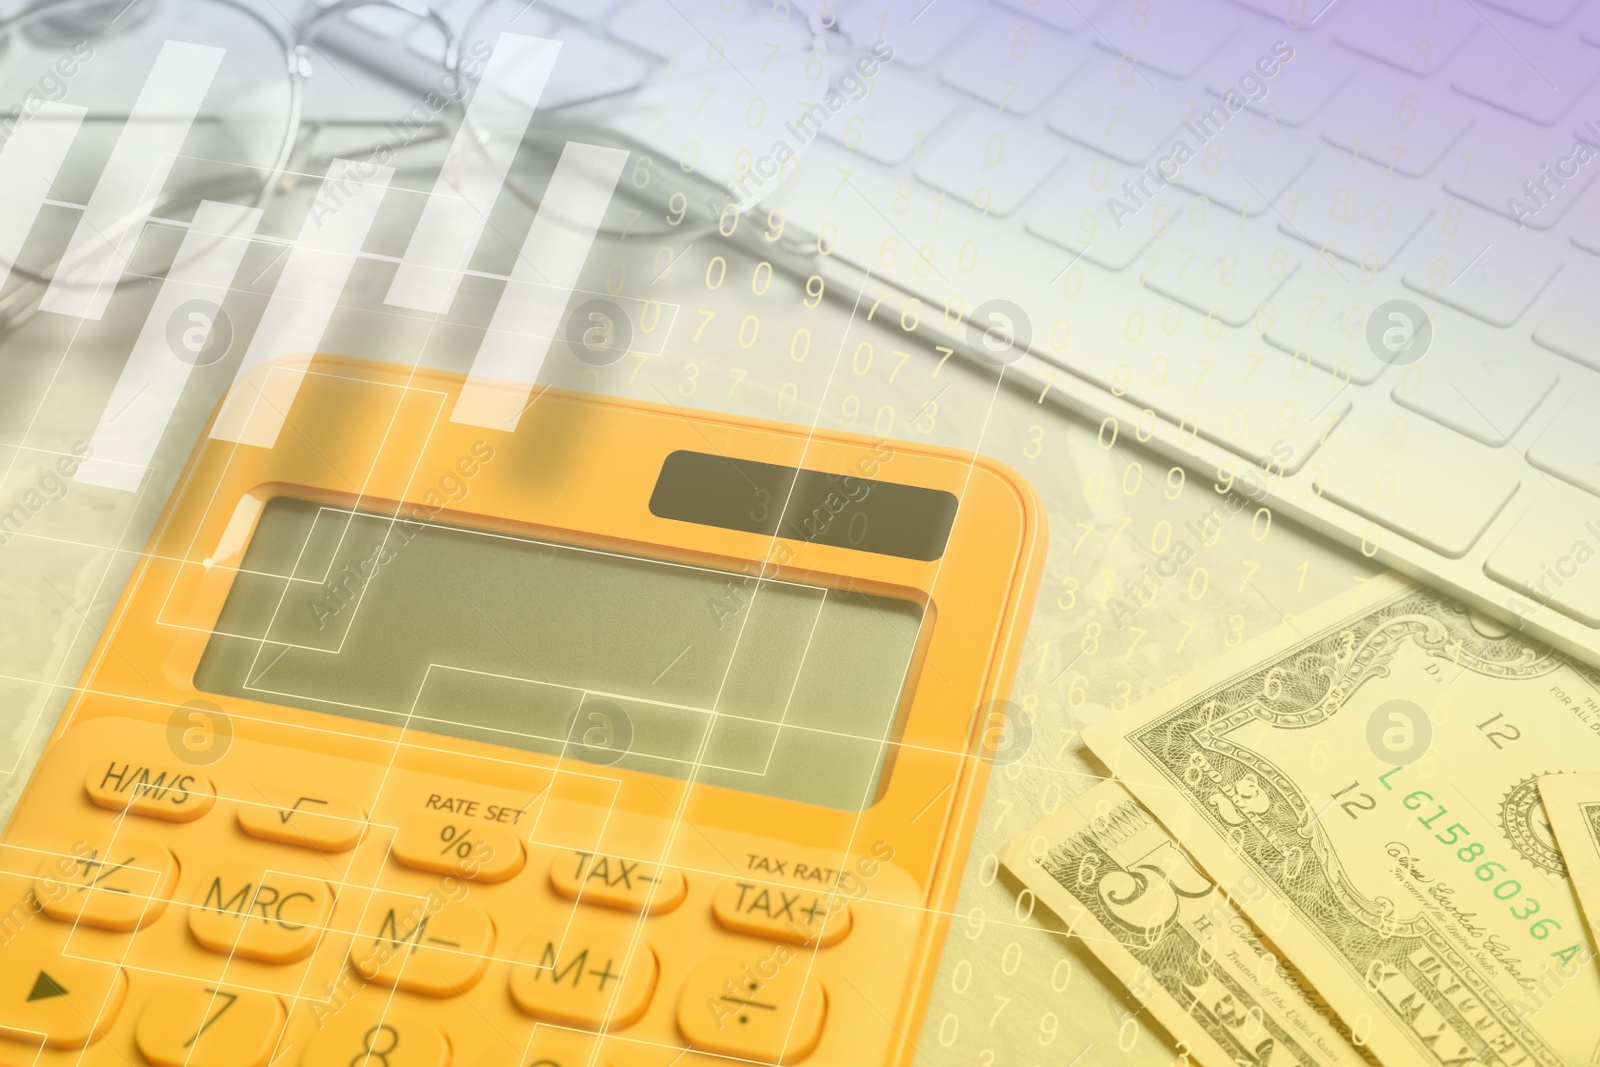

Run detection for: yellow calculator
[[0, 356, 1045, 1067]]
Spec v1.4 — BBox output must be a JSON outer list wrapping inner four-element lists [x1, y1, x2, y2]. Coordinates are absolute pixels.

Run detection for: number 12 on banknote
[[1086, 574, 1600, 1067]]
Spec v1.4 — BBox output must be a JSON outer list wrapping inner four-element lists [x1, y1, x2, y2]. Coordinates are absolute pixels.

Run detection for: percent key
[[392, 816, 525, 883]]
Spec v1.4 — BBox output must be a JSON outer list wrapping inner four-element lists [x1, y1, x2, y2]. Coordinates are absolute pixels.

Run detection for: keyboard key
[[608, 78, 753, 192], [1091, 0, 1243, 77], [1390, 311, 1561, 444], [452, 0, 551, 37], [607, 0, 764, 61], [303, 1006, 448, 1067], [1314, 399, 1522, 557], [1485, 487, 1600, 628], [135, 979, 286, 1067], [1167, 112, 1316, 216], [1204, 34, 1355, 128], [609, 18, 815, 194], [1444, 97, 1600, 229], [188, 862, 335, 964], [1478, 0, 1586, 25], [237, 787, 366, 852], [538, 0, 621, 20], [1027, 151, 1182, 270], [1529, 386, 1600, 496], [1262, 269, 1396, 385], [676, 953, 826, 1062], [35, 836, 176, 932], [1047, 51, 1187, 164], [779, 146, 1348, 469], [1570, 194, 1600, 260], [837, 0, 982, 67], [392, 816, 525, 883], [509, 911, 659, 1028], [1037, 271, 1353, 469], [1319, 71, 1474, 177], [1140, 209, 1304, 325], [712, 879, 852, 945], [85, 759, 215, 822], [821, 67, 960, 165], [0, 938, 126, 1048], [783, 136, 1352, 467], [1220, 0, 1314, 14], [549, 849, 687, 913], [1276, 154, 1438, 268], [1332, 0, 1480, 75], [1452, 16, 1600, 123], [350, 889, 494, 995], [914, 111, 1066, 216], [1401, 203, 1563, 326], [772, 137, 1064, 295], [939, 15, 1090, 114], [993, 0, 1112, 32], [1534, 265, 1600, 372]]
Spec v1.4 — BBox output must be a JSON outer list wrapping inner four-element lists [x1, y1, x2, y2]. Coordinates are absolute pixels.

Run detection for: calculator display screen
[[195, 498, 924, 810]]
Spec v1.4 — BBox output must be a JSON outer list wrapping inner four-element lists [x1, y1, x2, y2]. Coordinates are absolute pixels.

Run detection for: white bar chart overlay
[[452, 141, 629, 432], [384, 33, 562, 315], [77, 201, 261, 491], [40, 40, 225, 320], [211, 158, 393, 449], [0, 102, 86, 292]]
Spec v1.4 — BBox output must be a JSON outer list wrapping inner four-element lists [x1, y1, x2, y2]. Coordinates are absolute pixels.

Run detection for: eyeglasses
[[0, 0, 880, 335]]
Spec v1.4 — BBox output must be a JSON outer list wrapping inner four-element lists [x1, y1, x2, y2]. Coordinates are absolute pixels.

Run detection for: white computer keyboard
[[315, 0, 1600, 666]]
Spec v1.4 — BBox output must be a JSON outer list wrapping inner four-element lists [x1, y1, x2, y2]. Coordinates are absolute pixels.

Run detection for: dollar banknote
[[1002, 779, 1369, 1067], [1538, 773, 1600, 953], [1085, 574, 1600, 1067]]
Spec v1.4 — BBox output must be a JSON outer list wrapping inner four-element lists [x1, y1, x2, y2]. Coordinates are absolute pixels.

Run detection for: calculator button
[[603, 1048, 731, 1067], [303, 1007, 449, 1067], [711, 881, 851, 947], [188, 861, 334, 963], [0, 940, 126, 1048], [675, 955, 826, 1063], [34, 837, 177, 932], [508, 912, 659, 1029], [350, 889, 495, 996], [135, 978, 286, 1067], [471, 1027, 603, 1067], [237, 788, 367, 852], [84, 759, 215, 822], [392, 818, 524, 883], [548, 851, 686, 914]]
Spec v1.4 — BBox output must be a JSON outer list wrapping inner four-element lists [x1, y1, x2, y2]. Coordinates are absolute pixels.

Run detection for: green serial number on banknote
[[1089, 576, 1600, 1067]]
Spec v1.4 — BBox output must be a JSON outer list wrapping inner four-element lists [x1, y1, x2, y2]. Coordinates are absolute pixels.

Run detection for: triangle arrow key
[[27, 971, 68, 1002]]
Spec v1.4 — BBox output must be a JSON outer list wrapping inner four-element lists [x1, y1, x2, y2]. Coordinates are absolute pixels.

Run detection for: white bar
[[0, 102, 86, 291], [452, 141, 629, 431], [76, 201, 261, 491], [384, 33, 563, 315], [210, 158, 393, 448], [40, 40, 225, 320]]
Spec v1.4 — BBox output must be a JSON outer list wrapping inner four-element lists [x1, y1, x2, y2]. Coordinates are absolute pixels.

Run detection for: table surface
[[0, 69, 1379, 1063]]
